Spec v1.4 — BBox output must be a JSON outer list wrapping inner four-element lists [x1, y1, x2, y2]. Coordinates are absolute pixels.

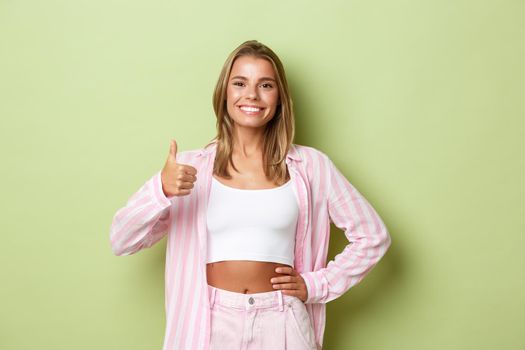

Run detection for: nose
[[246, 84, 259, 100]]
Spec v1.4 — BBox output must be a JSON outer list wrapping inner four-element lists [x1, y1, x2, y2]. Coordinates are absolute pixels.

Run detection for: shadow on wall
[[324, 219, 401, 348]]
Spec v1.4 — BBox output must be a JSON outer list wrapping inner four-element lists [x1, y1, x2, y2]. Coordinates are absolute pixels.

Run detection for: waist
[[206, 260, 292, 294], [207, 283, 300, 311]]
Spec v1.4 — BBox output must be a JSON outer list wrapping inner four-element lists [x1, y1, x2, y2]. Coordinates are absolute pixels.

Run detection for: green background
[[1, 0, 524, 349]]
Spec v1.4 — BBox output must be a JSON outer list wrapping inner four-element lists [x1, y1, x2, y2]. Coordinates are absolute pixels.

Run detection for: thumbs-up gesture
[[161, 139, 198, 197]]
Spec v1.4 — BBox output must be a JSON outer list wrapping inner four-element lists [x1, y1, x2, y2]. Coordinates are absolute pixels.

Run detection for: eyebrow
[[230, 75, 276, 82]]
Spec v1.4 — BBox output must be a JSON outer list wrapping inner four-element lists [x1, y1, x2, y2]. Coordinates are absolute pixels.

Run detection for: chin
[[234, 121, 267, 129], [231, 115, 272, 128]]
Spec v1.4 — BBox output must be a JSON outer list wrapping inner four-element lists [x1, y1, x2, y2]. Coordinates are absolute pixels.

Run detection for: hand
[[161, 139, 198, 197], [270, 266, 309, 302]]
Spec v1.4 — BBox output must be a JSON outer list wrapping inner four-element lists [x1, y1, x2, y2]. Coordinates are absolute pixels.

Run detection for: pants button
[[248, 297, 255, 305]]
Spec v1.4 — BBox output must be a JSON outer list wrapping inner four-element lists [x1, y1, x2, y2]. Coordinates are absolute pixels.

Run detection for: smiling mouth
[[238, 105, 265, 114]]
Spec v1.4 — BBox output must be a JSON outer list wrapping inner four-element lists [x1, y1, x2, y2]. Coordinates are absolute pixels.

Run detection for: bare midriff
[[206, 261, 292, 294], [207, 166, 293, 294]]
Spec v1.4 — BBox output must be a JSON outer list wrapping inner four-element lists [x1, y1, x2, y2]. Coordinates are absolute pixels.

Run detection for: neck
[[232, 125, 265, 158]]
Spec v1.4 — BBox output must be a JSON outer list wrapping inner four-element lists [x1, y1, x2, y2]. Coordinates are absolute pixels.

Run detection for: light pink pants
[[208, 284, 318, 350]]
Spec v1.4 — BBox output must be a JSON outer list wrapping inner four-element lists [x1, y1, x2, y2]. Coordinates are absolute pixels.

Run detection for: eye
[[261, 83, 273, 88], [232, 81, 245, 87]]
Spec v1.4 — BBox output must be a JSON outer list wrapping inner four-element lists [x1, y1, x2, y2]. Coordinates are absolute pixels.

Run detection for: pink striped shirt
[[109, 141, 391, 349]]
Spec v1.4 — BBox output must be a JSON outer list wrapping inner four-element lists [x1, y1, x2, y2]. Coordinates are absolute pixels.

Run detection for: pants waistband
[[208, 284, 300, 312]]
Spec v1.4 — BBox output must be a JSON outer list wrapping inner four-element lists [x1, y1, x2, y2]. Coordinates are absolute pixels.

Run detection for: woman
[[110, 40, 391, 350]]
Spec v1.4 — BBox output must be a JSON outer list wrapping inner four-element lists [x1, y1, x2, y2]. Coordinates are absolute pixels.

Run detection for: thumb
[[169, 139, 178, 162]]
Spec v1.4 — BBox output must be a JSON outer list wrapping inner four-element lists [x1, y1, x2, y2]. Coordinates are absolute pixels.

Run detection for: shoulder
[[174, 145, 211, 165], [292, 143, 332, 164]]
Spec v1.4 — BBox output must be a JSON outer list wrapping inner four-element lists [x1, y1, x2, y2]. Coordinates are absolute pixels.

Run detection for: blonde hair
[[207, 40, 295, 185]]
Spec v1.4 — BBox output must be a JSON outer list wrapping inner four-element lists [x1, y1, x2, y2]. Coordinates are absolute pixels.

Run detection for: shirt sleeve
[[300, 155, 392, 304], [109, 170, 174, 256]]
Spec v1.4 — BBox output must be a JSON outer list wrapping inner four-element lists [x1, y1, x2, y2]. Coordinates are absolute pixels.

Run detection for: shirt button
[[248, 297, 255, 305]]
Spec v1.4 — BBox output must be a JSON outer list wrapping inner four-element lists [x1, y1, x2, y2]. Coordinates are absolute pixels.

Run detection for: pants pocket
[[209, 304, 242, 349], [285, 298, 317, 350]]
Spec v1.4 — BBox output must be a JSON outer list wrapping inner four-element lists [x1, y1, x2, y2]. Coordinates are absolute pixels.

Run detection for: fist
[[160, 139, 198, 197]]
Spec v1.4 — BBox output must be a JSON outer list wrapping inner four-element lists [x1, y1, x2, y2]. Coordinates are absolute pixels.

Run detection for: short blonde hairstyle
[[208, 40, 295, 185]]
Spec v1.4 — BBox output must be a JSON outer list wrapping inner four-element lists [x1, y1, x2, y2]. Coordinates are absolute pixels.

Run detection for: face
[[225, 55, 280, 130]]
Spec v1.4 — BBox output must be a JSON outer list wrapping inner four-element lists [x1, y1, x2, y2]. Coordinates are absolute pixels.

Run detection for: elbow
[[380, 225, 392, 255], [111, 243, 126, 256], [110, 242, 138, 256], [109, 232, 144, 257], [109, 226, 132, 257], [109, 223, 124, 256], [109, 217, 141, 256], [364, 221, 391, 258], [110, 237, 127, 256], [109, 234, 141, 256]]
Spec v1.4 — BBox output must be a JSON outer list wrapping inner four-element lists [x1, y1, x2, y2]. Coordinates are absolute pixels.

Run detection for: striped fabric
[[109, 141, 391, 350]]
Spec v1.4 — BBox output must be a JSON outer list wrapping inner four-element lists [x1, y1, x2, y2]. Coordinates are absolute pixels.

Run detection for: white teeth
[[240, 106, 262, 112]]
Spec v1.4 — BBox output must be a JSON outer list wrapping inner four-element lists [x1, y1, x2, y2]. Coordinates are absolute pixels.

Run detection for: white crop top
[[206, 176, 299, 267]]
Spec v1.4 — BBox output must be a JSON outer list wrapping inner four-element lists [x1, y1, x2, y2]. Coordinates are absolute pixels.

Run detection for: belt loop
[[278, 290, 284, 312], [209, 286, 217, 309]]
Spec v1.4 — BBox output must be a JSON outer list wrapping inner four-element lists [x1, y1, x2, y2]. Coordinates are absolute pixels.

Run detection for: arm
[[300, 155, 392, 304], [109, 170, 174, 256]]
